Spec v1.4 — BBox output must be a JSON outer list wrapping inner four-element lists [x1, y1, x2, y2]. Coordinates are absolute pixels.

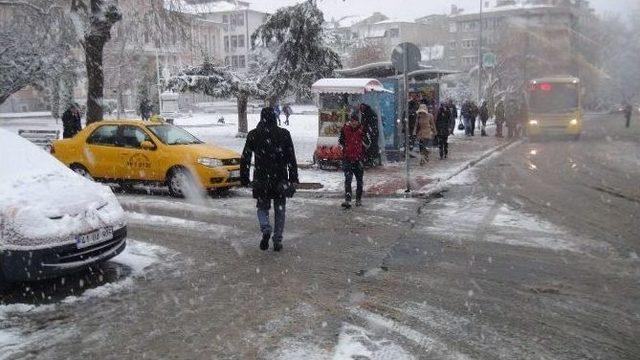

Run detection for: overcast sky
[[250, 0, 636, 21]]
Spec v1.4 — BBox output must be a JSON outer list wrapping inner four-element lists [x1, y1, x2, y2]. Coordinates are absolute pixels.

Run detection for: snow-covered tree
[[69, 0, 122, 124], [251, 0, 341, 102], [166, 54, 267, 135], [0, 1, 78, 108]]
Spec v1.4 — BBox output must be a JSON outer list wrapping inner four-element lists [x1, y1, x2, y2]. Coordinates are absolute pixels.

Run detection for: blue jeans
[[256, 198, 286, 243]]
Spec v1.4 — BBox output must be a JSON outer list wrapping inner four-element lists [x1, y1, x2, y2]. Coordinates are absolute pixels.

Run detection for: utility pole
[[403, 42, 411, 193], [477, 0, 483, 104], [155, 49, 163, 115]]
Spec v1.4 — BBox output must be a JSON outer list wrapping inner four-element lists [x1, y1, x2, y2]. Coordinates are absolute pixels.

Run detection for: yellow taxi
[[51, 119, 241, 197]]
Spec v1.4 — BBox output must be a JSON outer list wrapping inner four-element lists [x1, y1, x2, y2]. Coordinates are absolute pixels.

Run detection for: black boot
[[273, 242, 283, 252], [260, 233, 270, 251]]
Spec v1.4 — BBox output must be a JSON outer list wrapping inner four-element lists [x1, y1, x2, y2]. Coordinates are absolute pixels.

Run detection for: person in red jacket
[[339, 113, 370, 209]]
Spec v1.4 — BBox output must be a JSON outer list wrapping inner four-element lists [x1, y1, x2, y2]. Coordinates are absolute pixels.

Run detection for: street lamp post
[[477, 0, 483, 104]]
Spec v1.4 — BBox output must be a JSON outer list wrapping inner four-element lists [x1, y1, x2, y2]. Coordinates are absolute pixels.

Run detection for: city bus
[[526, 76, 582, 140]]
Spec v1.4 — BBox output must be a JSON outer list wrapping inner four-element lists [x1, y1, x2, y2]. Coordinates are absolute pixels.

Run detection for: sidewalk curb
[[411, 139, 523, 198], [295, 139, 522, 200]]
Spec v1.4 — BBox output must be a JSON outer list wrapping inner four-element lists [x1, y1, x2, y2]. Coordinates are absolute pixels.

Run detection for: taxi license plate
[[230, 170, 240, 178], [76, 227, 113, 249]]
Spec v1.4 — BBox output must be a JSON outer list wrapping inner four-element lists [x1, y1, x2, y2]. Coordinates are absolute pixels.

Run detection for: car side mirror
[[141, 141, 156, 150]]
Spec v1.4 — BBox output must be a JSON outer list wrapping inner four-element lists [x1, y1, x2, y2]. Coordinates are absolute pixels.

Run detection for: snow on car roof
[[311, 78, 391, 94], [0, 128, 71, 186]]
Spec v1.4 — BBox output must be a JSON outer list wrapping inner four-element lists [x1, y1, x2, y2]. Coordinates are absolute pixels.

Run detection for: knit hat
[[416, 104, 429, 114]]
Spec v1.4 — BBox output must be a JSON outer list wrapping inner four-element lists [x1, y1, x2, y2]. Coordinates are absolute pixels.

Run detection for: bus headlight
[[529, 120, 539, 126], [569, 119, 578, 125]]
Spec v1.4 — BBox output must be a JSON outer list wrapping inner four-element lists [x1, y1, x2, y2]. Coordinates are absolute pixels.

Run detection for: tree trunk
[[85, 34, 106, 124], [237, 93, 248, 137]]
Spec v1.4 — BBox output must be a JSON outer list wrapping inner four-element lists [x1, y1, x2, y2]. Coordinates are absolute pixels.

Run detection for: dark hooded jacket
[[62, 108, 82, 138], [241, 108, 299, 199], [435, 104, 452, 136]]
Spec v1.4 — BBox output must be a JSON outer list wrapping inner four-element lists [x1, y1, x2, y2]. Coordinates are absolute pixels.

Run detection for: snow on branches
[[251, 0, 341, 101]]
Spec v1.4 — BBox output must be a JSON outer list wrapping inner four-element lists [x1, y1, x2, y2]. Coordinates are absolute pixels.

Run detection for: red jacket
[[339, 123, 366, 162]]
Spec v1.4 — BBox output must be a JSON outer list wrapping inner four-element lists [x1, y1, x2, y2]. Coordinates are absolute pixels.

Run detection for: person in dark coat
[[623, 101, 633, 128], [62, 103, 82, 138], [339, 112, 370, 209], [494, 100, 505, 138], [139, 99, 151, 121], [241, 107, 299, 252], [359, 103, 380, 167], [435, 103, 452, 160], [479, 101, 490, 136], [283, 104, 292, 126], [406, 93, 420, 150], [448, 99, 458, 135], [461, 100, 477, 136]]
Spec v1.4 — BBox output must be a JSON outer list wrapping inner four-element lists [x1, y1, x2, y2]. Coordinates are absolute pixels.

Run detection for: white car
[[0, 128, 127, 282]]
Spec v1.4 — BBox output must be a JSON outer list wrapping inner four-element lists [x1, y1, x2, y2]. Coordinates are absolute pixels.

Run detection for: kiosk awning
[[311, 78, 391, 94]]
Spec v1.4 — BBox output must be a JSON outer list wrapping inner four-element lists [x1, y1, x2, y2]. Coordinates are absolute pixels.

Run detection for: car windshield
[[529, 83, 579, 113], [146, 124, 203, 145]]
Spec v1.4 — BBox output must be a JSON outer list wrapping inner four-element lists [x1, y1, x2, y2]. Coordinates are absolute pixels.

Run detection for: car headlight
[[529, 120, 539, 126], [569, 119, 578, 125], [197, 157, 223, 168]]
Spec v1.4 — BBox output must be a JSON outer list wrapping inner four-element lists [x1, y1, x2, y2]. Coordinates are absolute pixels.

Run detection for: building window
[[223, 15, 228, 23], [231, 35, 237, 49], [238, 35, 245, 48], [449, 23, 457, 33], [387, 28, 399, 38], [224, 36, 229, 52], [225, 57, 230, 66], [239, 55, 246, 68], [236, 13, 245, 26], [232, 55, 239, 68], [230, 13, 237, 26]]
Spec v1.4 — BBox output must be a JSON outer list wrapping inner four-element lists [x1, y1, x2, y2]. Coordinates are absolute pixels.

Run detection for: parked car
[[51, 119, 241, 197], [0, 128, 127, 282]]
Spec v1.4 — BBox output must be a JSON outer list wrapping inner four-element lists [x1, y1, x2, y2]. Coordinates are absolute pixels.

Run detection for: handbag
[[277, 180, 296, 198], [458, 121, 465, 131]]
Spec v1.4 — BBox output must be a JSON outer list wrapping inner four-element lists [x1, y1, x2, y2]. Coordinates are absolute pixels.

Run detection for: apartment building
[[445, 0, 593, 71], [182, 0, 268, 72]]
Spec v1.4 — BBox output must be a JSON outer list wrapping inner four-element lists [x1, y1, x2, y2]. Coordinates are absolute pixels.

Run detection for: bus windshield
[[529, 82, 579, 113]]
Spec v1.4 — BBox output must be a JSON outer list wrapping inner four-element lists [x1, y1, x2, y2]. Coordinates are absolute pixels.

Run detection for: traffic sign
[[482, 52, 497, 68], [391, 42, 421, 73]]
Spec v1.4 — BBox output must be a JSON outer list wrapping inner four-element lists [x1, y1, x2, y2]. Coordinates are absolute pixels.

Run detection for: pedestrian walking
[[414, 104, 436, 165], [494, 100, 505, 138], [448, 99, 458, 135], [461, 100, 477, 137], [274, 103, 282, 126], [505, 99, 519, 138], [339, 112, 370, 209], [359, 103, 380, 167], [240, 107, 299, 252], [62, 103, 82, 138], [623, 101, 633, 128], [139, 99, 151, 121], [435, 103, 452, 160], [283, 104, 292, 126], [479, 101, 489, 137], [406, 92, 420, 150]]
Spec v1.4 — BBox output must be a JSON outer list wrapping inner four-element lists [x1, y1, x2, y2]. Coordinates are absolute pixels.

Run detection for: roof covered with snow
[[169, 0, 249, 14], [311, 78, 390, 94]]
